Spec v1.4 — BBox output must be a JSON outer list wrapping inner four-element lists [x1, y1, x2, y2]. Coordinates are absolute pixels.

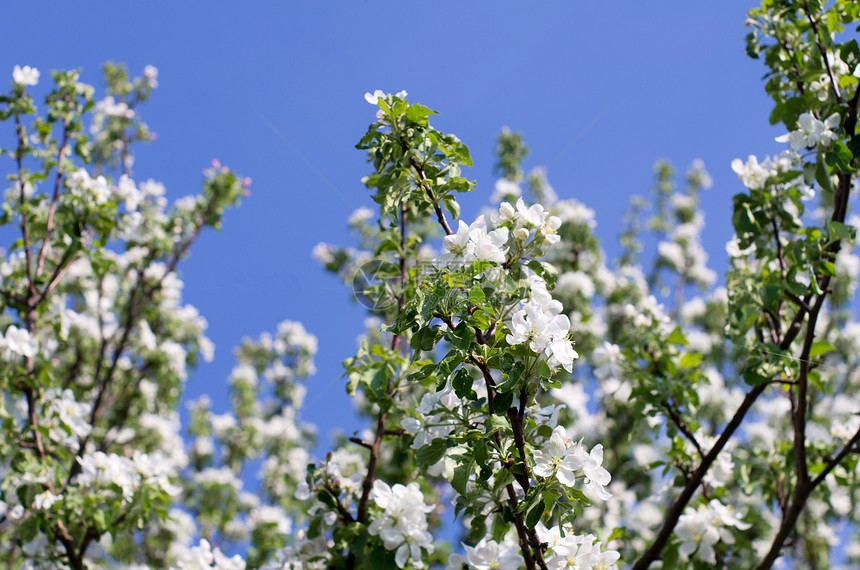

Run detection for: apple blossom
[[775, 111, 841, 151], [2, 324, 39, 358], [533, 426, 585, 487], [12, 65, 39, 86]]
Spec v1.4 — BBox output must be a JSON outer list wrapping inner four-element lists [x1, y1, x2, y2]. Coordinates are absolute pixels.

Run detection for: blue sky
[[2, 2, 784, 451]]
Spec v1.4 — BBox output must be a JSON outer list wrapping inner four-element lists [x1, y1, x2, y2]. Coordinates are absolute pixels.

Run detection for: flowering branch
[[631, 382, 768, 570], [35, 118, 70, 278], [802, 2, 843, 104], [662, 399, 704, 459], [409, 155, 453, 236]]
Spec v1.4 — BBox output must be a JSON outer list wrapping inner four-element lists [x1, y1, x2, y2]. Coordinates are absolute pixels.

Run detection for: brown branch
[[346, 203, 409, 569], [333, 494, 356, 525], [754, 107, 856, 565], [348, 437, 373, 450], [662, 400, 704, 459], [771, 217, 786, 275], [505, 482, 537, 570], [783, 291, 810, 313], [95, 362, 155, 450], [408, 156, 453, 236], [794, 294, 826, 489], [780, 293, 813, 351], [812, 426, 860, 489], [355, 412, 388, 525], [14, 114, 35, 296], [779, 37, 807, 96], [470, 355, 547, 570], [802, 3, 843, 104], [36, 232, 90, 305], [36, 120, 71, 278], [845, 74, 860, 135], [630, 382, 768, 570], [22, 383, 46, 460], [69, 202, 219, 485], [755, 291, 832, 570], [55, 520, 84, 570]]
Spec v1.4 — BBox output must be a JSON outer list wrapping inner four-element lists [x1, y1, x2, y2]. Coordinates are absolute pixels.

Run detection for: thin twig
[[36, 120, 71, 278], [408, 156, 453, 236], [631, 383, 768, 570], [662, 400, 704, 459], [802, 3, 843, 104]]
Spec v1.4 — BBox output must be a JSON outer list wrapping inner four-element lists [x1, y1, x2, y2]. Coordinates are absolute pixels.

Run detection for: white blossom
[[369, 480, 435, 568], [2, 325, 39, 358], [12, 65, 39, 86], [775, 112, 840, 151], [533, 426, 585, 487], [461, 538, 524, 570]]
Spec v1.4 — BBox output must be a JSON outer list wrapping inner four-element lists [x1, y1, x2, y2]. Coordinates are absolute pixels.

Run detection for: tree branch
[[630, 382, 768, 570], [662, 399, 704, 459], [408, 156, 453, 236], [802, 3, 843, 104], [35, 120, 71, 279], [347, 203, 408, 569], [14, 114, 35, 296]]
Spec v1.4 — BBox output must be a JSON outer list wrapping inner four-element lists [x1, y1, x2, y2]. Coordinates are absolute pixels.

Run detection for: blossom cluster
[[507, 276, 579, 373], [675, 500, 751, 564], [401, 383, 462, 449], [75, 450, 181, 502], [538, 526, 621, 570], [775, 111, 841, 152], [369, 480, 435, 568], [533, 426, 611, 502]]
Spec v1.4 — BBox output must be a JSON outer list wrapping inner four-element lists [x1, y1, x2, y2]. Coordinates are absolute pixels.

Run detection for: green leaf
[[346, 373, 360, 396], [18, 516, 38, 543], [515, 486, 540, 514], [408, 363, 437, 383], [405, 104, 437, 124], [808, 369, 825, 392], [474, 439, 489, 466], [815, 159, 835, 193], [486, 415, 510, 436], [608, 527, 626, 542], [451, 368, 476, 399], [732, 200, 760, 235], [825, 140, 853, 173], [809, 341, 835, 358], [448, 322, 473, 351], [666, 327, 688, 346], [803, 161, 817, 186], [495, 361, 525, 393], [317, 489, 338, 508], [828, 220, 856, 242], [745, 31, 760, 58], [92, 508, 107, 532], [443, 194, 461, 220], [469, 285, 486, 305], [416, 438, 447, 467], [455, 143, 473, 168], [761, 284, 781, 311], [527, 260, 559, 287], [466, 515, 487, 544], [525, 499, 545, 529], [493, 468, 515, 492], [411, 325, 442, 351], [679, 352, 703, 369], [493, 390, 515, 414], [445, 447, 476, 495]]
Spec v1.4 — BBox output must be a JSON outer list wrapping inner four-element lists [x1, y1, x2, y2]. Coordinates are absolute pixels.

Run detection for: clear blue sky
[[2, 2, 784, 450]]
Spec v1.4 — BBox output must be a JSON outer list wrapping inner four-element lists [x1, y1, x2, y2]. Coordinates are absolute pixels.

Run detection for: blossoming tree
[[3, 0, 860, 569]]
